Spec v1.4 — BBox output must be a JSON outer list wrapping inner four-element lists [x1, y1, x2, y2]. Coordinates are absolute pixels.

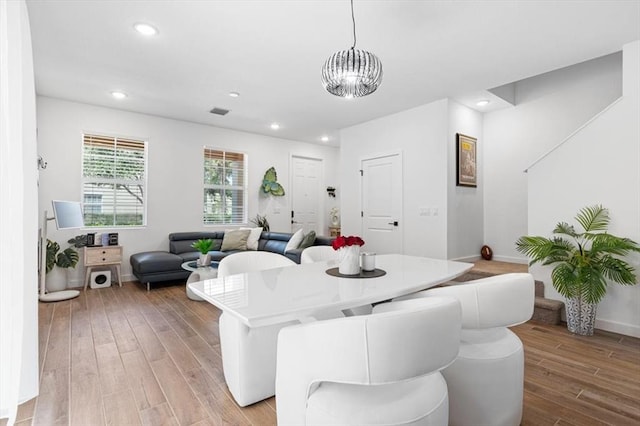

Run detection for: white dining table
[[187, 254, 473, 406], [188, 253, 473, 327]]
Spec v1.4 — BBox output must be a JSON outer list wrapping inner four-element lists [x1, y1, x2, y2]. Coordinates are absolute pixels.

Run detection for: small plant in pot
[[515, 205, 639, 336], [46, 239, 80, 292], [191, 239, 213, 266]]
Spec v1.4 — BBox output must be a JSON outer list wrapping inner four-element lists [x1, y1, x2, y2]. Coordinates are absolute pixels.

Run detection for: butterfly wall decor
[[262, 167, 285, 196]]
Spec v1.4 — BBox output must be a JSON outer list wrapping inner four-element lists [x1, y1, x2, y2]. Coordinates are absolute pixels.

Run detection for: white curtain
[[0, 0, 40, 424]]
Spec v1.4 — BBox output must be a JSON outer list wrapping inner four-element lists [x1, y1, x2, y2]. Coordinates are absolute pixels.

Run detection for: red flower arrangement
[[332, 235, 365, 250]]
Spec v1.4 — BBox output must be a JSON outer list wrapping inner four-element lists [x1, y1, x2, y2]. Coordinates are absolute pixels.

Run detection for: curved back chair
[[276, 296, 462, 426], [218, 250, 295, 277], [396, 273, 534, 426], [300, 245, 372, 316], [217, 252, 297, 406], [300, 245, 338, 264]]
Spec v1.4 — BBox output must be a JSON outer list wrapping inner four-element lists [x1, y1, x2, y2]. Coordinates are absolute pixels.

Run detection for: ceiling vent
[[210, 107, 230, 116]]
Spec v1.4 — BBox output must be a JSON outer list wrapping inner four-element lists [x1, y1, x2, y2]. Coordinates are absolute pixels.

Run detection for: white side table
[[181, 261, 219, 301], [83, 246, 123, 291]]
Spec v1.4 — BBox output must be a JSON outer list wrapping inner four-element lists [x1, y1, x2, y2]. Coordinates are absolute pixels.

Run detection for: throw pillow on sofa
[[221, 229, 251, 251], [298, 230, 316, 250], [241, 227, 263, 250], [284, 228, 305, 252]]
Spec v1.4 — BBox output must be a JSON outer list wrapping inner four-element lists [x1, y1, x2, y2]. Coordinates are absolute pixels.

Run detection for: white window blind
[[82, 133, 147, 227], [203, 148, 246, 225]]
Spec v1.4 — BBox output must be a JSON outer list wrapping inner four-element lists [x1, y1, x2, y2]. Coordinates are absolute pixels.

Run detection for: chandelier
[[321, 0, 383, 98]]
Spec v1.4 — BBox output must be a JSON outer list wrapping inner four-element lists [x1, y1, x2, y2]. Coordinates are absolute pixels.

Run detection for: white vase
[[45, 267, 68, 292], [338, 246, 361, 275]]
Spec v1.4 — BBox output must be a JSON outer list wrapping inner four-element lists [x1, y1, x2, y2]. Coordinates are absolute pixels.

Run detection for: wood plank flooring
[[7, 261, 640, 426]]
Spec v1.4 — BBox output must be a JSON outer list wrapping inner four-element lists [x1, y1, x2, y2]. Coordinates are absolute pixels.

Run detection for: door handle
[[387, 221, 399, 227]]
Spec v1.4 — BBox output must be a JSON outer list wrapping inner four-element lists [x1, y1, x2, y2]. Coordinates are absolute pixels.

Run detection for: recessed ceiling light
[[321, 136, 329, 142], [111, 91, 127, 99], [229, 92, 240, 98], [134, 23, 158, 36], [476, 100, 490, 107], [270, 123, 280, 130]]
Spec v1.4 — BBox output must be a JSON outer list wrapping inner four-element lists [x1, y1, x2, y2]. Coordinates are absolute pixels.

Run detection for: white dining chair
[[276, 296, 462, 426], [300, 246, 337, 264], [217, 251, 297, 406], [394, 273, 535, 426], [300, 245, 372, 316]]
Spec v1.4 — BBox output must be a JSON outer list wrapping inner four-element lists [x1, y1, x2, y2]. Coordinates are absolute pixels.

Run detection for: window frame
[[203, 147, 248, 226], [81, 132, 148, 229]]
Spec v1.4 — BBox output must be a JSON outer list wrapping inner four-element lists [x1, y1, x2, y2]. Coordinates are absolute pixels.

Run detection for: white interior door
[[361, 153, 403, 254], [291, 156, 322, 234]]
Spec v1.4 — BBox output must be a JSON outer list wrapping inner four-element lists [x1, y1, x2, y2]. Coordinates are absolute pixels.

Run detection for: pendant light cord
[[350, 0, 357, 49]]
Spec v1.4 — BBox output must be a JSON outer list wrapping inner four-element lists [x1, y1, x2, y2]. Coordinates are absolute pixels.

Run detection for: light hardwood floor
[[6, 260, 640, 426]]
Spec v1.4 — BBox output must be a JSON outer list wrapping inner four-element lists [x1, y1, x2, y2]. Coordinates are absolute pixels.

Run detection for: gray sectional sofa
[[130, 231, 334, 290]]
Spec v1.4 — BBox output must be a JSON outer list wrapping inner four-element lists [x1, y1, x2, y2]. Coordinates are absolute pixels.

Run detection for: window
[[203, 148, 246, 225], [82, 133, 147, 227]]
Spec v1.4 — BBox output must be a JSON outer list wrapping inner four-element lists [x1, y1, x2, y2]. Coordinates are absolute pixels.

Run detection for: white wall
[[340, 99, 482, 260], [36, 97, 339, 285], [483, 53, 623, 262], [528, 41, 640, 337], [340, 100, 449, 258], [0, 0, 39, 421], [447, 100, 483, 260]]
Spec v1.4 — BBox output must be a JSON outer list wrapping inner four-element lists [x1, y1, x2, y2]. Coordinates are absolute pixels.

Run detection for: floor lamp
[[39, 204, 81, 302]]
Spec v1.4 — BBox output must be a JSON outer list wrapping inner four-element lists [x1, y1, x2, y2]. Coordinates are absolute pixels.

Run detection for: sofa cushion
[[241, 227, 263, 250], [285, 229, 305, 252], [131, 251, 183, 273], [298, 231, 316, 250], [221, 229, 251, 251]]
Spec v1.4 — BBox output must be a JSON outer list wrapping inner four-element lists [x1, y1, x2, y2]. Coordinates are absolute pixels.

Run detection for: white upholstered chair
[[395, 273, 535, 426], [301, 245, 372, 316], [300, 245, 337, 264], [217, 251, 297, 406], [276, 296, 462, 426]]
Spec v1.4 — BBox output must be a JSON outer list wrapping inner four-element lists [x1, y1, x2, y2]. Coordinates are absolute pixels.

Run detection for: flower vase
[[338, 246, 361, 275]]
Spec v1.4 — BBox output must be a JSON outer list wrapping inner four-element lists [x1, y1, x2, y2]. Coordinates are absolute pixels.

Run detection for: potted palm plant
[[515, 205, 639, 335], [191, 239, 213, 266]]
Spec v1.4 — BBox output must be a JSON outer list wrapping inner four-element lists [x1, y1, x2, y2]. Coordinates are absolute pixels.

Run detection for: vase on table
[[338, 245, 361, 275], [198, 253, 211, 267]]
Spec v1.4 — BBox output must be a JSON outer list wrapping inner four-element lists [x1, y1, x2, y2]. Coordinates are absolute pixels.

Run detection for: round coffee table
[[182, 261, 219, 301]]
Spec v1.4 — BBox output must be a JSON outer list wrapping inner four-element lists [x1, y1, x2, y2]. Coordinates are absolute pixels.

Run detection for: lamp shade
[[321, 48, 383, 98]]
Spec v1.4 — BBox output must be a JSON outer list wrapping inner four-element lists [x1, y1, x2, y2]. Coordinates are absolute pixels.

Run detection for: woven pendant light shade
[[321, 48, 383, 98]]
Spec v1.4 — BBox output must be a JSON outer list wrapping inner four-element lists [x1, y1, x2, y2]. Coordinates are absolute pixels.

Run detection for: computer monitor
[[51, 200, 84, 230]]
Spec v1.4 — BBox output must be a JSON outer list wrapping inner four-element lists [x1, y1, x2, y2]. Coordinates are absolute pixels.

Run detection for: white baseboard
[[451, 255, 481, 262], [492, 255, 529, 264], [595, 318, 640, 338]]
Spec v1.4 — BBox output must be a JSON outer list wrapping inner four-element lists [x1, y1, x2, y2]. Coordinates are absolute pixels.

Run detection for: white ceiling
[[26, 0, 640, 146]]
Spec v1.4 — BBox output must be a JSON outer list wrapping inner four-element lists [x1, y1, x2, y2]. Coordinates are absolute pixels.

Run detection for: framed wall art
[[456, 133, 477, 187]]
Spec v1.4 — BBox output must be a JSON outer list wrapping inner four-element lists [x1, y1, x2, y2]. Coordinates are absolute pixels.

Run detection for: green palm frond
[[515, 236, 574, 266], [551, 263, 579, 299], [575, 205, 609, 232], [579, 268, 608, 304], [553, 222, 578, 238], [599, 255, 638, 285], [588, 234, 640, 257]]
